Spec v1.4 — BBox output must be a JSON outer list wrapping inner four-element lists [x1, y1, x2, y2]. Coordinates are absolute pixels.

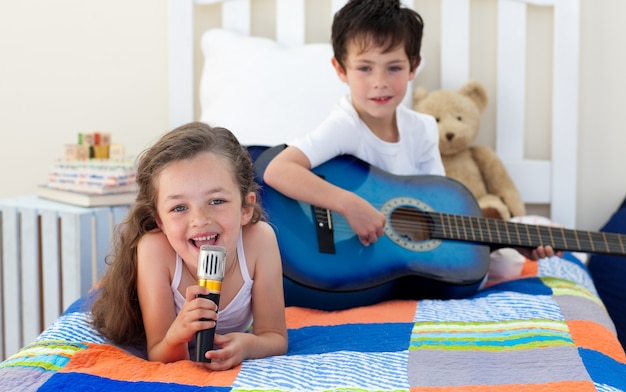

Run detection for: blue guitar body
[[253, 145, 490, 310]]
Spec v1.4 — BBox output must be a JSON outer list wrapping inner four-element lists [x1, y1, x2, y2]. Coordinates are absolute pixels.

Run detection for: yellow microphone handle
[[198, 278, 222, 293]]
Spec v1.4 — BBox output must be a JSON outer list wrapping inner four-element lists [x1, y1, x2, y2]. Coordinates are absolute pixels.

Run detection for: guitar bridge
[[312, 205, 335, 254]]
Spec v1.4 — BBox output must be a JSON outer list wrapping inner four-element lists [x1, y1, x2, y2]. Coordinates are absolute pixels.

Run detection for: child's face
[[154, 151, 254, 268], [332, 40, 416, 127]]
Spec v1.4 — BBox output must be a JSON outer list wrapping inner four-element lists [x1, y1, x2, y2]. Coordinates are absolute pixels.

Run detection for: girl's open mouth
[[190, 234, 218, 248]]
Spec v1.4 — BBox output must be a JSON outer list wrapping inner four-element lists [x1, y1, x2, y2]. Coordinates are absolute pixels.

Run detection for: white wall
[[1, 0, 625, 231], [0, 0, 169, 198]]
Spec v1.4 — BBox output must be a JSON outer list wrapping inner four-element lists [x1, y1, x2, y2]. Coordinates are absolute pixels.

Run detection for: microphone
[[195, 244, 226, 363]]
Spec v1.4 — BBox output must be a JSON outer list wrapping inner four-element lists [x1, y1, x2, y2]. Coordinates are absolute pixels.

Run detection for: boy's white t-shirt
[[289, 95, 445, 176]]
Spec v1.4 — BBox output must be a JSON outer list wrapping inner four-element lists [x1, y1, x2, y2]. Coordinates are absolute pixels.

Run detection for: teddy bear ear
[[413, 86, 429, 104], [459, 80, 488, 113]]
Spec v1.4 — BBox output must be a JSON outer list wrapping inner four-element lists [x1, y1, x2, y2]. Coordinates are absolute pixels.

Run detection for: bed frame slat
[[41, 210, 62, 329], [20, 209, 41, 346], [495, 0, 526, 162], [222, 0, 250, 35], [276, 0, 305, 46], [440, 0, 470, 90], [1, 208, 22, 359], [168, 0, 194, 129], [550, 0, 579, 229]]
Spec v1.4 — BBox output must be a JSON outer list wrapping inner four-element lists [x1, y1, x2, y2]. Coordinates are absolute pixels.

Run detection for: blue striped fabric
[[35, 312, 105, 345]]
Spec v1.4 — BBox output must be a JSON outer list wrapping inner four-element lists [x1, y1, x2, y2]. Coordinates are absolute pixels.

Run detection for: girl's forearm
[[244, 331, 288, 360], [147, 336, 190, 363]]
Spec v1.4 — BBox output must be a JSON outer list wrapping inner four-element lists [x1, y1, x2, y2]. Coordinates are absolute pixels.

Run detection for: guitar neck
[[429, 212, 626, 256]]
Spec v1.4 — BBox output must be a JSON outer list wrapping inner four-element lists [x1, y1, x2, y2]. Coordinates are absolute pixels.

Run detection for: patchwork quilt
[[1, 254, 625, 391]]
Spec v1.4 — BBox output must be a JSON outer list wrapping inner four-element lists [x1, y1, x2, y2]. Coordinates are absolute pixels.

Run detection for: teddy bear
[[413, 80, 526, 221]]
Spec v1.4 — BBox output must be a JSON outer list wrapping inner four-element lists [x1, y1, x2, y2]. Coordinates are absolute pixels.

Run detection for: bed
[[2, 0, 626, 390]]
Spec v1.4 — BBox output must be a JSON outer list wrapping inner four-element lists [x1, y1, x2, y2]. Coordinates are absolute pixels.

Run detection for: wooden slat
[[276, 0, 305, 46], [41, 210, 62, 329], [1, 206, 22, 358], [440, 0, 470, 90], [550, 0, 579, 229], [59, 211, 80, 311], [495, 0, 527, 161], [168, 0, 194, 128], [222, 0, 250, 35], [20, 208, 41, 345], [60, 212, 93, 310]]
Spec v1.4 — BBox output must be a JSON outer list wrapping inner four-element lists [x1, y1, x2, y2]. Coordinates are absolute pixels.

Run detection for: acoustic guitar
[[253, 145, 626, 297]]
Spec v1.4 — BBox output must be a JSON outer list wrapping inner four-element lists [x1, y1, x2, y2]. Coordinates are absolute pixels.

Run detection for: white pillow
[[200, 29, 349, 146]]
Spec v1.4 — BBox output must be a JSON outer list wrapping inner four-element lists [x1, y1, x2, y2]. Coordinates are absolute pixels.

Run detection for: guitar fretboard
[[428, 212, 626, 256]]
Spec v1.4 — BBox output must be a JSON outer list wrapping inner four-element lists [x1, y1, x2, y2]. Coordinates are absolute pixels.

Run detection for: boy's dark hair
[[331, 0, 423, 71]]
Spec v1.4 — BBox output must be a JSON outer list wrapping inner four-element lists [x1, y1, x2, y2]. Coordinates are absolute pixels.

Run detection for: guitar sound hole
[[389, 207, 432, 242]]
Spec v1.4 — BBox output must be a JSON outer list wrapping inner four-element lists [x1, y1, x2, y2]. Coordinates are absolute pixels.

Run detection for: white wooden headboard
[[168, 0, 580, 229]]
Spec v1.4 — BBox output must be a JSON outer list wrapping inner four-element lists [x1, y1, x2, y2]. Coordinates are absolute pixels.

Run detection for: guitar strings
[[325, 206, 626, 255], [391, 207, 626, 255]]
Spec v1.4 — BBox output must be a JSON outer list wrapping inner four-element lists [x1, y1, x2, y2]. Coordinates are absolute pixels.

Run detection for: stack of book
[[38, 132, 137, 207]]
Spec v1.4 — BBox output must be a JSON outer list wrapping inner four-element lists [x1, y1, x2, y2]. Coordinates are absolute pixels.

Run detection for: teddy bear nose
[[445, 133, 455, 141]]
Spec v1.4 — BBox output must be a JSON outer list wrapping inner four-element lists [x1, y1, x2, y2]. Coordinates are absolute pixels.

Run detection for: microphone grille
[[197, 245, 226, 280]]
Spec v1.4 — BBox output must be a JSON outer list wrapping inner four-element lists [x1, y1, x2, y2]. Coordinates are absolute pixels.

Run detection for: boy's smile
[[371, 95, 393, 104]]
